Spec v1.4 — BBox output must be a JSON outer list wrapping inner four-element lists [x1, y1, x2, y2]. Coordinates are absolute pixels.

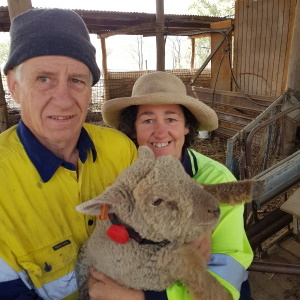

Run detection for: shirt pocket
[[17, 236, 78, 288]]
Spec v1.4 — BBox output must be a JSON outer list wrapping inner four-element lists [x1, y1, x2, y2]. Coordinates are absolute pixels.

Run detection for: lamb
[[76, 146, 263, 300]]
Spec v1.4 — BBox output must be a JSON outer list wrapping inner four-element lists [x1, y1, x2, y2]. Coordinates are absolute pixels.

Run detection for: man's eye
[[72, 78, 85, 84], [38, 76, 49, 83]]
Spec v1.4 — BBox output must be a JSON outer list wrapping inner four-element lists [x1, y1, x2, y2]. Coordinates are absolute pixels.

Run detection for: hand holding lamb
[[76, 146, 263, 300]]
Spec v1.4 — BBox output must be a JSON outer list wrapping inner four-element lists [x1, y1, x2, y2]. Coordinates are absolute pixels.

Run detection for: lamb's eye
[[153, 198, 163, 206]]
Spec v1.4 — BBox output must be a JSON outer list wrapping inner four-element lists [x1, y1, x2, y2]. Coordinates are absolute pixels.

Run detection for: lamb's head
[[76, 146, 263, 245]]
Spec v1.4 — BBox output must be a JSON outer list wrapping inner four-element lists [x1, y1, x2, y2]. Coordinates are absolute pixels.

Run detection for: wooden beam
[[99, 36, 110, 100], [99, 21, 155, 38], [284, 0, 299, 155], [190, 38, 195, 71], [7, 0, 32, 20], [156, 0, 165, 71], [188, 26, 233, 86], [1, 0, 33, 133], [210, 20, 233, 91], [188, 22, 233, 39], [286, 0, 300, 91], [189, 33, 212, 39], [0, 71, 8, 133]]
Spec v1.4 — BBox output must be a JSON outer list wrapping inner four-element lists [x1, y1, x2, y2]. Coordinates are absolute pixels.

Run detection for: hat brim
[[102, 92, 218, 131]]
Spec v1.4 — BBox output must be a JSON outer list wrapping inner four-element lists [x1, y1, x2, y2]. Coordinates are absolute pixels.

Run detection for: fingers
[[88, 268, 145, 300], [89, 267, 108, 282]]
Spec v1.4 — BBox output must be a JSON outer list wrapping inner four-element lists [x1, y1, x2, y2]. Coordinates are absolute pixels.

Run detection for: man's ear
[[6, 69, 20, 104]]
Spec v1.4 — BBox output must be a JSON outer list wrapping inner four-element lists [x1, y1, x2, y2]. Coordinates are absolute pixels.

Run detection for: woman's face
[[134, 104, 189, 159]]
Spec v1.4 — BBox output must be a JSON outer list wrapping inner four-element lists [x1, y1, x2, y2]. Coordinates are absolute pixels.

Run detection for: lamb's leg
[[172, 245, 233, 300], [76, 244, 91, 300]]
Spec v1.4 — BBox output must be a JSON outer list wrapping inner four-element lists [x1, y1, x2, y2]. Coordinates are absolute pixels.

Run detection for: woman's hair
[[117, 105, 199, 149]]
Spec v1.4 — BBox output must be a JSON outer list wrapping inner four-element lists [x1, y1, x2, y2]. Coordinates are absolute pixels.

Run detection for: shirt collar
[[17, 120, 97, 183], [181, 148, 193, 177]]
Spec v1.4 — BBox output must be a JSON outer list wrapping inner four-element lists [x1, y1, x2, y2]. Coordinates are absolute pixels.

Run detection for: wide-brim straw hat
[[102, 71, 218, 131]]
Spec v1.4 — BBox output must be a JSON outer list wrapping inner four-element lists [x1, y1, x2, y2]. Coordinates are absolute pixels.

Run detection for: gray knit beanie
[[4, 8, 100, 86]]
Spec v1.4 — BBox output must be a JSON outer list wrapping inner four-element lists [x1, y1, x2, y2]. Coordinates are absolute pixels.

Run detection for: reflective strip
[[207, 253, 248, 291], [0, 258, 77, 299], [0, 258, 19, 282], [35, 271, 77, 300], [0, 258, 33, 290]]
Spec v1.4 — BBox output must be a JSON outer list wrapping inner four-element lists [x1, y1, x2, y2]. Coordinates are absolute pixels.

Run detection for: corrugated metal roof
[[0, 6, 230, 36]]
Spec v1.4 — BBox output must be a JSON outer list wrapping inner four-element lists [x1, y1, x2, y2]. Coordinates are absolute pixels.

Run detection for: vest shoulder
[[0, 125, 21, 155], [84, 123, 126, 137]]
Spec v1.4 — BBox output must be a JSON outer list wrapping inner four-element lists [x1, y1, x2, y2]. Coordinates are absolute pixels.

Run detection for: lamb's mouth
[[151, 142, 170, 148]]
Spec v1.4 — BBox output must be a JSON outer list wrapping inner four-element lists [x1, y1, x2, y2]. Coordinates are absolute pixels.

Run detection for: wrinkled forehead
[[21, 55, 90, 73]]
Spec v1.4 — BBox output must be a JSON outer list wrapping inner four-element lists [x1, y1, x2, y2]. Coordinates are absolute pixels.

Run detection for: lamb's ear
[[76, 197, 106, 215], [76, 188, 121, 215], [202, 180, 265, 205], [138, 146, 155, 160]]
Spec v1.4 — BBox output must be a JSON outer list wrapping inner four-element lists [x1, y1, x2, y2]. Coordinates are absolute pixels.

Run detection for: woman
[[89, 72, 253, 300]]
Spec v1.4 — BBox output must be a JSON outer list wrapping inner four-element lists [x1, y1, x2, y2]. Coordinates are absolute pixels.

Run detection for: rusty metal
[[249, 261, 300, 275], [245, 102, 300, 172], [246, 209, 292, 250], [226, 89, 300, 183]]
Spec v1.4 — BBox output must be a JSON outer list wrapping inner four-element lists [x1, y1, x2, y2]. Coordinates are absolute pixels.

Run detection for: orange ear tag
[[98, 204, 109, 220]]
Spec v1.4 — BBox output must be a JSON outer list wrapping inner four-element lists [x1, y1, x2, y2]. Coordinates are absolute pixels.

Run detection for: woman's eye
[[167, 118, 176, 123], [152, 198, 163, 206], [143, 119, 153, 124]]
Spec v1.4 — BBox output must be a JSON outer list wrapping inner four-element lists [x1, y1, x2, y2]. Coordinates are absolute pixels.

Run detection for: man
[[0, 8, 137, 299]]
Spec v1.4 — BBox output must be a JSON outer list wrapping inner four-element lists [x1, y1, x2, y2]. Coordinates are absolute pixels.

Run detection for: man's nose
[[52, 81, 73, 106]]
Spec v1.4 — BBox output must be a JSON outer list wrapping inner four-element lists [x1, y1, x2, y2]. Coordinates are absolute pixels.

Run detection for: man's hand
[[88, 267, 145, 300]]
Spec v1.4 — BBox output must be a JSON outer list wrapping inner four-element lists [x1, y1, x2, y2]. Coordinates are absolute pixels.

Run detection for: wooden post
[[0, 0, 33, 132], [0, 72, 8, 133], [100, 36, 110, 101], [190, 38, 195, 72], [287, 0, 300, 91], [7, 0, 32, 19], [210, 19, 233, 91], [156, 0, 165, 71], [285, 0, 300, 155]]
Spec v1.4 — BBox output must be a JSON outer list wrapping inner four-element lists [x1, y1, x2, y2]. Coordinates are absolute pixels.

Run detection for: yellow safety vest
[[166, 149, 253, 300], [0, 123, 137, 299]]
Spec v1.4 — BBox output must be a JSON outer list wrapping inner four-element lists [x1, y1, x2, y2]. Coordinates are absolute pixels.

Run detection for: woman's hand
[[187, 232, 212, 263], [88, 267, 145, 300]]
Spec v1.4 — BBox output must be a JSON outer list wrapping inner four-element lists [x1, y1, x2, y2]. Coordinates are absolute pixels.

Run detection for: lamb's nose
[[208, 207, 220, 217]]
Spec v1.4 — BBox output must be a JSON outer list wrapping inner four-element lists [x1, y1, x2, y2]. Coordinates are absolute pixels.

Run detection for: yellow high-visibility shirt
[[0, 122, 137, 299]]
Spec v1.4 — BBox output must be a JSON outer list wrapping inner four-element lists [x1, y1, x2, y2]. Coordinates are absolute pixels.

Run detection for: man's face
[[7, 56, 92, 148]]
